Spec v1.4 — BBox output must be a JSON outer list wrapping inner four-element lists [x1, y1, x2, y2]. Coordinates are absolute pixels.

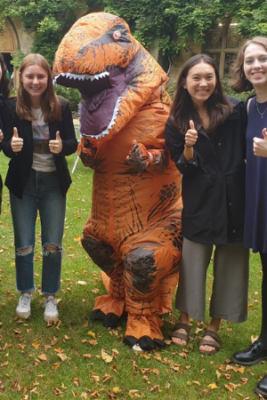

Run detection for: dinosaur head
[[53, 12, 169, 139], [53, 12, 138, 88]]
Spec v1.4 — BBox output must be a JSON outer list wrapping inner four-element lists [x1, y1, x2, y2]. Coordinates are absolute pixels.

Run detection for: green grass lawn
[[0, 151, 265, 400]]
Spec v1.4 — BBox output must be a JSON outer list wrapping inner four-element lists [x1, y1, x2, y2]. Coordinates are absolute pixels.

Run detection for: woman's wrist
[[184, 144, 193, 148]]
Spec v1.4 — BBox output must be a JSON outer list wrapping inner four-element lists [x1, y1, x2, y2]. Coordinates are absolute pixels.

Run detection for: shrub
[[54, 85, 81, 114]]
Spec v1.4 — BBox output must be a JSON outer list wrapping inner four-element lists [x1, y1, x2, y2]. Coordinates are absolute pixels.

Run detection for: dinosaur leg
[[122, 243, 180, 350], [81, 233, 125, 328], [158, 268, 180, 315]]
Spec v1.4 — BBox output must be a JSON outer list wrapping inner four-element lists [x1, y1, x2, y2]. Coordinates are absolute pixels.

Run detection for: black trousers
[[259, 253, 267, 347]]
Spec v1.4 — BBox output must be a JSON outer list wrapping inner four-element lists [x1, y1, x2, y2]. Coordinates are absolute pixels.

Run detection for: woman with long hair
[[2, 54, 77, 321], [165, 54, 249, 354], [0, 53, 10, 214], [230, 36, 267, 399]]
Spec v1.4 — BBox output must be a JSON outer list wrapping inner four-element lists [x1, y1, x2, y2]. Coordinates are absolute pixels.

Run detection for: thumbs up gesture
[[262, 127, 267, 141], [11, 127, 23, 153], [49, 131, 62, 154], [253, 127, 267, 157], [185, 120, 198, 148]]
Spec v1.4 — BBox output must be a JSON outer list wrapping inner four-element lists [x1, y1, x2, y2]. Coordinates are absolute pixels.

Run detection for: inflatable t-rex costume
[[53, 12, 182, 351]]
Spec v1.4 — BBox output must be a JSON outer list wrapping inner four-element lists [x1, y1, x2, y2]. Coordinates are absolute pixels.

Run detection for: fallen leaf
[[1, 361, 8, 367], [54, 347, 63, 353], [83, 354, 92, 359], [150, 385, 161, 392], [129, 390, 140, 398], [88, 340, 98, 346], [225, 384, 233, 392], [103, 374, 112, 383], [54, 387, 64, 396], [216, 370, 221, 380], [112, 349, 119, 358], [51, 363, 60, 370], [38, 354, 47, 362], [73, 377, 80, 387], [208, 383, 218, 390], [91, 376, 100, 384], [57, 353, 68, 361], [101, 349, 113, 364], [251, 335, 258, 343]]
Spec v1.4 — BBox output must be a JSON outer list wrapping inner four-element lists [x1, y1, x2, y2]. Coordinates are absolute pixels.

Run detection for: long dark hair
[[0, 54, 10, 98], [169, 54, 233, 134], [231, 36, 267, 93], [16, 54, 61, 122]]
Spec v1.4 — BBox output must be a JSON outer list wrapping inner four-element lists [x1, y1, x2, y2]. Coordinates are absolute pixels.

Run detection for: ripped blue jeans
[[10, 169, 66, 294]]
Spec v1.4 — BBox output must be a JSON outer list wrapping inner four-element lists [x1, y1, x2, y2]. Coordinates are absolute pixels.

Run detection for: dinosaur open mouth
[[53, 71, 111, 94], [53, 70, 125, 139], [54, 62, 135, 139]]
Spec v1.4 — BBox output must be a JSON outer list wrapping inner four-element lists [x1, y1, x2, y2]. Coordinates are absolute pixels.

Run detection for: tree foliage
[[0, 0, 102, 65], [2, 0, 267, 64], [103, 0, 267, 58]]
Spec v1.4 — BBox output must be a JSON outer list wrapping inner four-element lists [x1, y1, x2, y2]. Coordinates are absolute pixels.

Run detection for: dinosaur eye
[[113, 30, 121, 40]]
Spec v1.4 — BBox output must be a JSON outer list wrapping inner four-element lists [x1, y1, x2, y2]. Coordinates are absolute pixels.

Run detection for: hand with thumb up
[[11, 127, 24, 153], [253, 128, 267, 158], [49, 131, 62, 154], [185, 120, 198, 148]]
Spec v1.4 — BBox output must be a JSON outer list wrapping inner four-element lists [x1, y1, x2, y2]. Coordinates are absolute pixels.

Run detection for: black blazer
[[0, 96, 4, 213], [2, 96, 78, 199]]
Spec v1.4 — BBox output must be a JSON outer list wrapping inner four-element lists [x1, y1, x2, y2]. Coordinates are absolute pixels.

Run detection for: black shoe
[[255, 374, 267, 399], [231, 340, 267, 366]]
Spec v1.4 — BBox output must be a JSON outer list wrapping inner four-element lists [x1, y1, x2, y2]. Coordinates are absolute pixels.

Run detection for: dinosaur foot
[[123, 335, 165, 351], [123, 314, 165, 351], [90, 309, 126, 329]]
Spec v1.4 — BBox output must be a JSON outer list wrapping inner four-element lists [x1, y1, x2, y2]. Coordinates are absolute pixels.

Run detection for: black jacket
[[165, 98, 247, 245], [2, 96, 77, 199], [0, 95, 4, 213]]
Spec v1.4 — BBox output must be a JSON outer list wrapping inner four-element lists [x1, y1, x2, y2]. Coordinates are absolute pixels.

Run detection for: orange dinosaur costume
[[53, 12, 182, 351]]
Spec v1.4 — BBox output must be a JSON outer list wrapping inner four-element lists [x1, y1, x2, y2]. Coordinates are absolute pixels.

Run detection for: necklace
[[198, 112, 209, 120], [256, 101, 267, 118]]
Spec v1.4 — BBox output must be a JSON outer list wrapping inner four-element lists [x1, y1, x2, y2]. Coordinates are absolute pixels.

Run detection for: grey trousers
[[175, 238, 249, 323]]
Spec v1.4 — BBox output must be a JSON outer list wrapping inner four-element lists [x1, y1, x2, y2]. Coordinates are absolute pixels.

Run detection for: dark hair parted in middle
[[169, 54, 233, 134], [0, 54, 10, 99]]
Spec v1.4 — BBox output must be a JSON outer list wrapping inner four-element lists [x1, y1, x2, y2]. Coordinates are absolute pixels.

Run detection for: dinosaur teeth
[[53, 71, 109, 85]]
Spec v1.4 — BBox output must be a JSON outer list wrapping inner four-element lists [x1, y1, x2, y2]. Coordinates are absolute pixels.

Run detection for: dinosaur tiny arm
[[126, 140, 168, 173], [78, 137, 98, 169]]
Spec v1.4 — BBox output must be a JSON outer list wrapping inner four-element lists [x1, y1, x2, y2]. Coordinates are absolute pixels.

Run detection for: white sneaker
[[43, 296, 59, 321], [16, 293, 32, 319]]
